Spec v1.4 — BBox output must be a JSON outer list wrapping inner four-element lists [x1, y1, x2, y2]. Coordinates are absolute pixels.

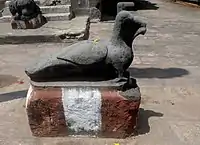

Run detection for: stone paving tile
[[0, 16, 89, 35], [136, 119, 185, 145], [169, 121, 200, 145]]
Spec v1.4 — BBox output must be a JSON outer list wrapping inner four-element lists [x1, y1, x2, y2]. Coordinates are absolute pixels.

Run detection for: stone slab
[[0, 16, 90, 44], [30, 80, 127, 89], [26, 85, 141, 138], [2, 5, 71, 16], [0, 12, 71, 22]]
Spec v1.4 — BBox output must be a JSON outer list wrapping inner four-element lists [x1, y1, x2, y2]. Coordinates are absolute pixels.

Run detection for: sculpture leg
[[124, 71, 135, 85], [111, 70, 137, 91], [121, 71, 138, 91], [122, 71, 132, 85], [112, 69, 129, 83]]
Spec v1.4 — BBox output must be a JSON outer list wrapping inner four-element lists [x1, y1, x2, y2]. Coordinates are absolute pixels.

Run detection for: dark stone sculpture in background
[[9, 0, 41, 21], [9, 0, 47, 29], [25, 11, 147, 86]]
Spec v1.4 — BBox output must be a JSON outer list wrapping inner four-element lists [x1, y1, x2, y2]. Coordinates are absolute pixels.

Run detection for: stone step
[[41, 5, 71, 14], [2, 5, 71, 16], [0, 13, 71, 22], [44, 12, 70, 21]]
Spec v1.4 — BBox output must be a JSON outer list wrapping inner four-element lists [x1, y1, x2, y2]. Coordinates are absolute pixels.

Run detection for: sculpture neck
[[111, 32, 133, 48], [111, 23, 134, 48]]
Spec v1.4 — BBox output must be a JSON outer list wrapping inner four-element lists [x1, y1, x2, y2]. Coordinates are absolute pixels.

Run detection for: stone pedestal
[[11, 14, 47, 29], [26, 82, 141, 138]]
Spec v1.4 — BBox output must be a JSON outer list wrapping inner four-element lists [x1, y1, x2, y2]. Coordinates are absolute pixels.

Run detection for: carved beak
[[134, 23, 147, 38]]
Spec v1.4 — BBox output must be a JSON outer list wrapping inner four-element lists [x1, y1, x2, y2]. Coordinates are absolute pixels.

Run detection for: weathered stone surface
[[26, 86, 67, 137], [26, 84, 141, 138], [0, 16, 90, 44], [11, 14, 47, 29], [101, 89, 140, 138]]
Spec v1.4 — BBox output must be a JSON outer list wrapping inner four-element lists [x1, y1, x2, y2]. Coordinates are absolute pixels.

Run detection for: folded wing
[[57, 40, 108, 66]]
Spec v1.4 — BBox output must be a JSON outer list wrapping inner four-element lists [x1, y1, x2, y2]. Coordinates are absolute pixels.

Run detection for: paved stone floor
[[1, 0, 200, 144]]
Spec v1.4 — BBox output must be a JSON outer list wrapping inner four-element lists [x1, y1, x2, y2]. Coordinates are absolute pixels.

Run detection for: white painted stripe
[[62, 87, 101, 136], [25, 85, 33, 108]]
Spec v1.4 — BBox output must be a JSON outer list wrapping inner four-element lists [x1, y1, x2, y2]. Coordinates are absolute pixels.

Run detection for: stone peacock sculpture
[[25, 11, 147, 83]]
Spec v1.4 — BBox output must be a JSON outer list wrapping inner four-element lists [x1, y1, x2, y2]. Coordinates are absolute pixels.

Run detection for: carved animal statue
[[9, 0, 41, 21], [25, 11, 147, 82]]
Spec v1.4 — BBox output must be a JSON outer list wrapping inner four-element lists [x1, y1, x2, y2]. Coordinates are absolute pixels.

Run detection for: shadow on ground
[[128, 67, 189, 78], [136, 108, 163, 135], [134, 0, 159, 11], [0, 90, 27, 103]]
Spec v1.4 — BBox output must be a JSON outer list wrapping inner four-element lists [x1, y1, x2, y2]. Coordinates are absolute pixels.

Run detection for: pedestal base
[[11, 14, 47, 29], [26, 84, 141, 138]]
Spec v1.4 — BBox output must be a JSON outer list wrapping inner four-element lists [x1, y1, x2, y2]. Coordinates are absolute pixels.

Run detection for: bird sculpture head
[[112, 11, 147, 48]]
